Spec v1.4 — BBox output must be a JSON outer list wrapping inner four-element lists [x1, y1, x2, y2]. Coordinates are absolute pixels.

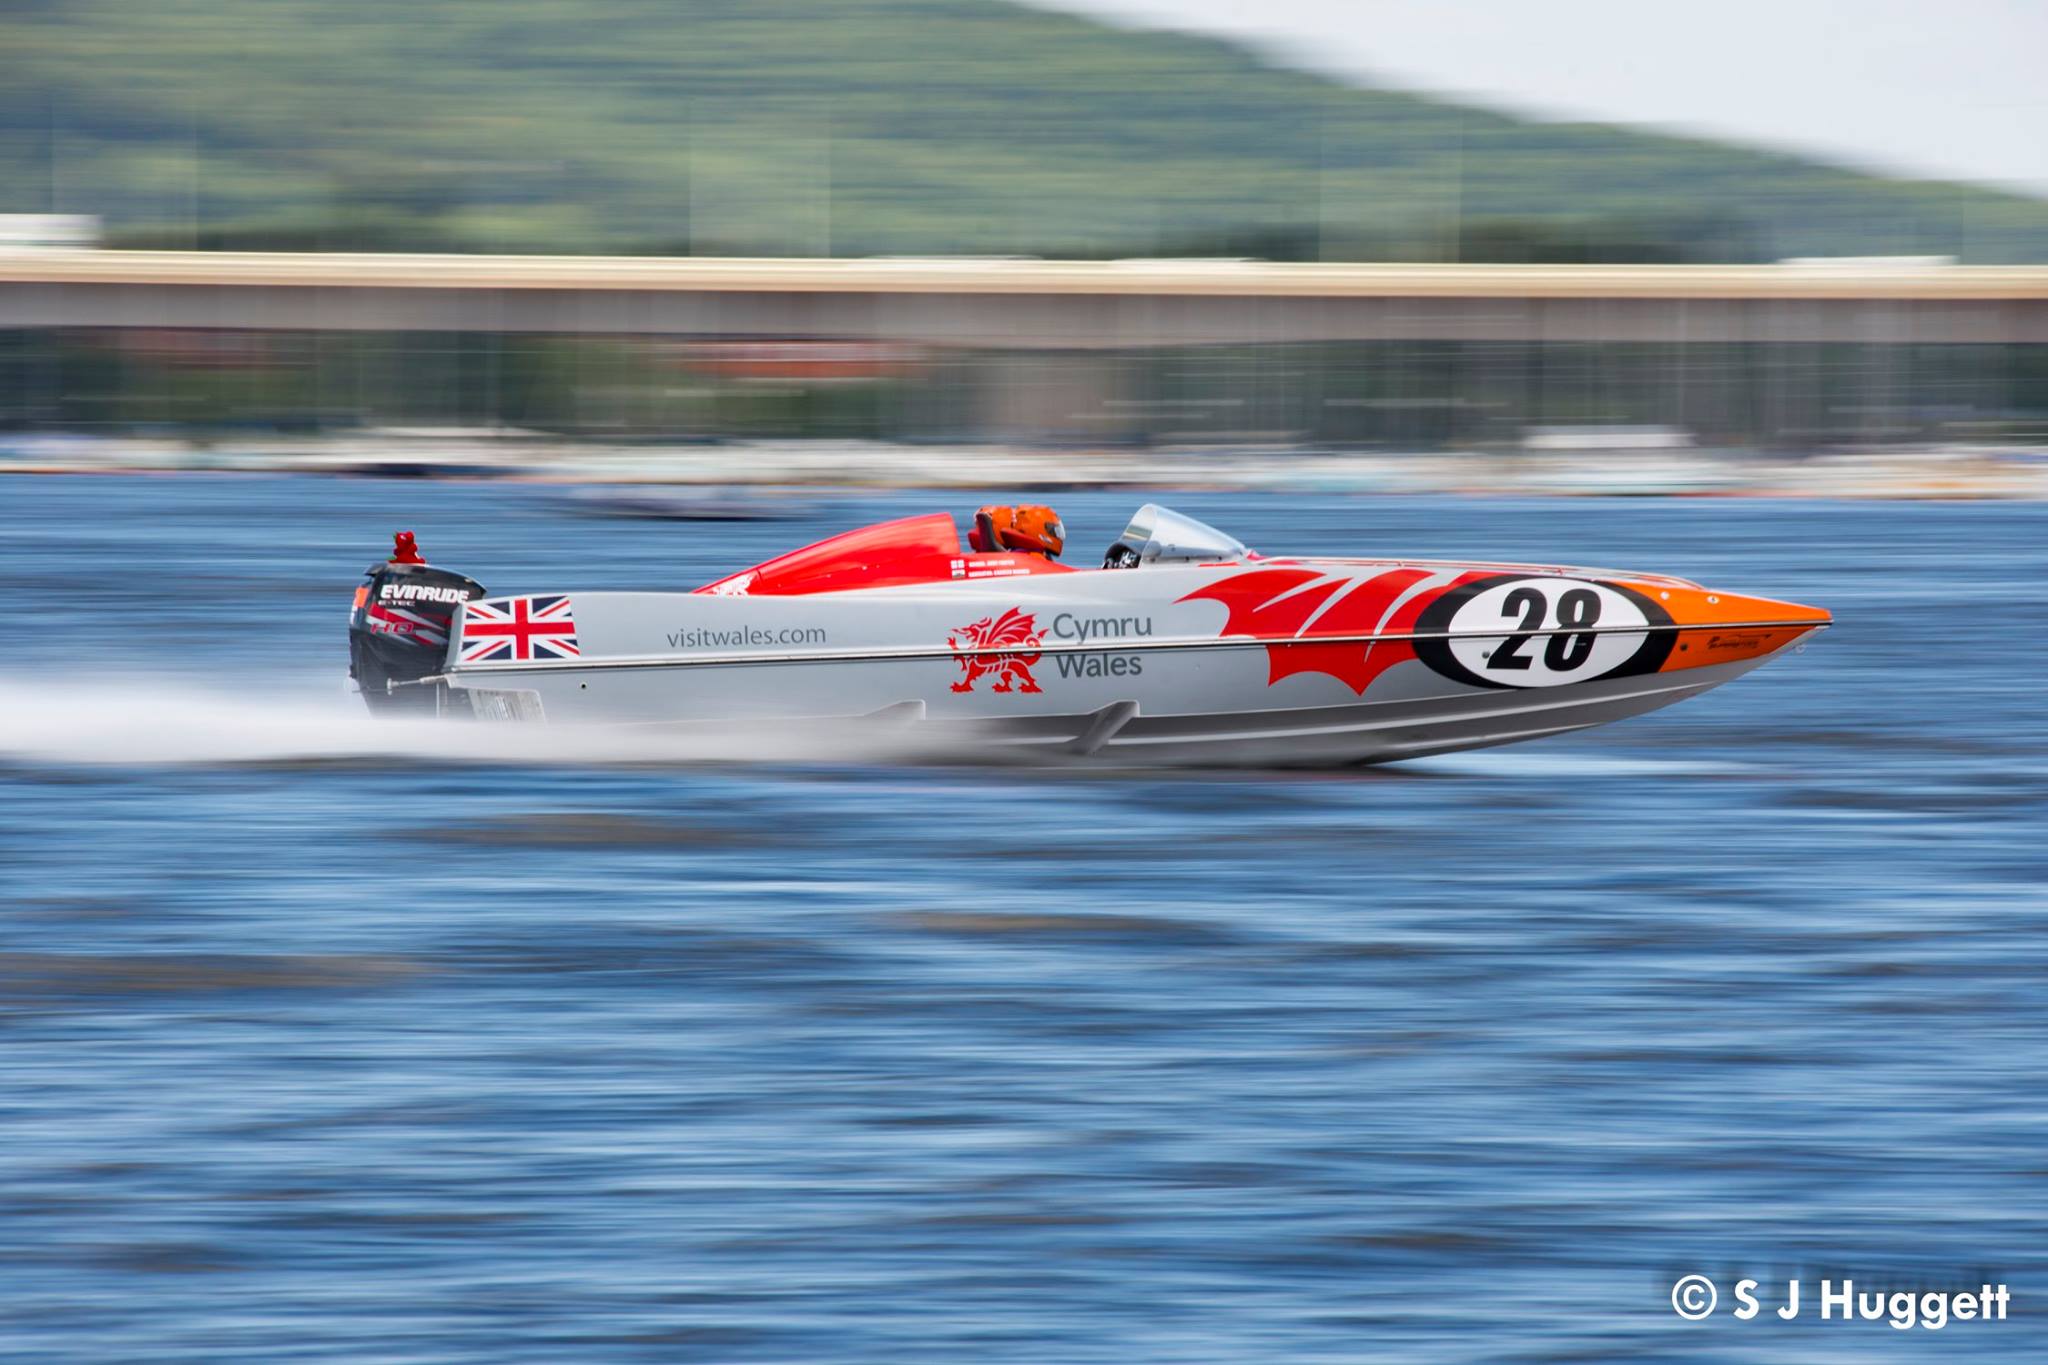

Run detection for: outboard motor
[[347, 532, 485, 714]]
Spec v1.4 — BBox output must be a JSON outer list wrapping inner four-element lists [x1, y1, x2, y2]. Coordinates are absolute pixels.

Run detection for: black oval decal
[[1414, 576, 1676, 690]]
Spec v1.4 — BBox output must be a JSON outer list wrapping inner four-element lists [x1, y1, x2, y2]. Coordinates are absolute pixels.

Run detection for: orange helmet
[[972, 503, 1064, 558]]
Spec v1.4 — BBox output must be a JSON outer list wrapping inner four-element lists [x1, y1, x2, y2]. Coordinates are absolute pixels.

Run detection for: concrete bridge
[[5, 251, 2046, 346], [4, 253, 2045, 444]]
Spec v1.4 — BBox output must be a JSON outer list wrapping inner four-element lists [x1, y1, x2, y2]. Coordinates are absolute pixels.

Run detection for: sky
[[1041, 0, 2048, 194]]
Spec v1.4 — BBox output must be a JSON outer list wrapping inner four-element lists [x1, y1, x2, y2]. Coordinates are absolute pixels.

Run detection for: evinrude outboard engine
[[347, 532, 485, 714]]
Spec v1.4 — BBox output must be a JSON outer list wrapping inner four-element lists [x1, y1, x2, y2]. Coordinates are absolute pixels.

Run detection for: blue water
[[1, 476, 2044, 1362]]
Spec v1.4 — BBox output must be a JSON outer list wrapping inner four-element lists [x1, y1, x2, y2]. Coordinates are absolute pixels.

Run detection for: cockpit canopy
[[694, 503, 1251, 596], [1114, 504, 1252, 565]]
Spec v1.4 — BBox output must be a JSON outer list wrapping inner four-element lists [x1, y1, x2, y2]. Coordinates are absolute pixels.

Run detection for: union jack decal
[[460, 595, 581, 663]]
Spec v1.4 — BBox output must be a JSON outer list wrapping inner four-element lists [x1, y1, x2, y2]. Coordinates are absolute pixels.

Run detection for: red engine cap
[[390, 531, 426, 565]]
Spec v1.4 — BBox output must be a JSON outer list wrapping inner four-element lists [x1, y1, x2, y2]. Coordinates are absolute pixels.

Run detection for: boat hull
[[429, 560, 1827, 766]]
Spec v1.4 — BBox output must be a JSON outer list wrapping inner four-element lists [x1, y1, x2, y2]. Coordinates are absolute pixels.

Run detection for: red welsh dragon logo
[[948, 607, 1044, 693]]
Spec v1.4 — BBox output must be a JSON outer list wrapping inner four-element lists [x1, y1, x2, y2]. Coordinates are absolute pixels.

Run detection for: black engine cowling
[[347, 535, 485, 714]]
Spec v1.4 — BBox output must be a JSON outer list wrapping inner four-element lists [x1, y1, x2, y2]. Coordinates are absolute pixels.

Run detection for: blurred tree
[[3, 0, 2044, 261]]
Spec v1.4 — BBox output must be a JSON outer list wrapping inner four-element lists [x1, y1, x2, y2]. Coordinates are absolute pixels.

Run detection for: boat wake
[[0, 674, 1755, 776], [0, 675, 917, 770], [1411, 749, 1755, 779]]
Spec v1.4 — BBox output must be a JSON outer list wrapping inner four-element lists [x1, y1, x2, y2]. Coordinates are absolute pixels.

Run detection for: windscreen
[[1116, 504, 1251, 564]]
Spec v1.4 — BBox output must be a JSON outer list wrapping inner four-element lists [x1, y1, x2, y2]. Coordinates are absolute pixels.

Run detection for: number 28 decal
[[1413, 576, 1675, 689]]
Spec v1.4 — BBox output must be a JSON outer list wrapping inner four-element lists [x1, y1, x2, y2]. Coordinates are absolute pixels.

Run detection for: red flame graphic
[[1179, 566, 1483, 694]]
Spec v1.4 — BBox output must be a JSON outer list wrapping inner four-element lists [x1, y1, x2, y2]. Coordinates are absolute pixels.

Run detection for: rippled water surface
[[2, 477, 2044, 1361]]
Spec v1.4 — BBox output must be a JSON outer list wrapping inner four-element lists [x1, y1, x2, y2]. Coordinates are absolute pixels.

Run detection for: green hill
[[5, 0, 2046, 261]]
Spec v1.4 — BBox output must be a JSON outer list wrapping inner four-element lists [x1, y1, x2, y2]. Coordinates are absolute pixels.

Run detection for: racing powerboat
[[346, 507, 1829, 766]]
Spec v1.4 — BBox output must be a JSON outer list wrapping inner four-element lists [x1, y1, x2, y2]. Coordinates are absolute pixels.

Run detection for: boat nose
[[1632, 583, 1829, 672], [1660, 587, 1830, 629]]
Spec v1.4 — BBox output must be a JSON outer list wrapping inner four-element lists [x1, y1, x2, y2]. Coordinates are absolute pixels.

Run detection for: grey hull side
[[449, 649, 1786, 768], [1086, 654, 1774, 766], [897, 651, 1774, 766]]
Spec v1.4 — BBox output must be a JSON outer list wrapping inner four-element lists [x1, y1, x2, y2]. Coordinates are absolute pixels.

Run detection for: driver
[[968, 504, 1065, 559]]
